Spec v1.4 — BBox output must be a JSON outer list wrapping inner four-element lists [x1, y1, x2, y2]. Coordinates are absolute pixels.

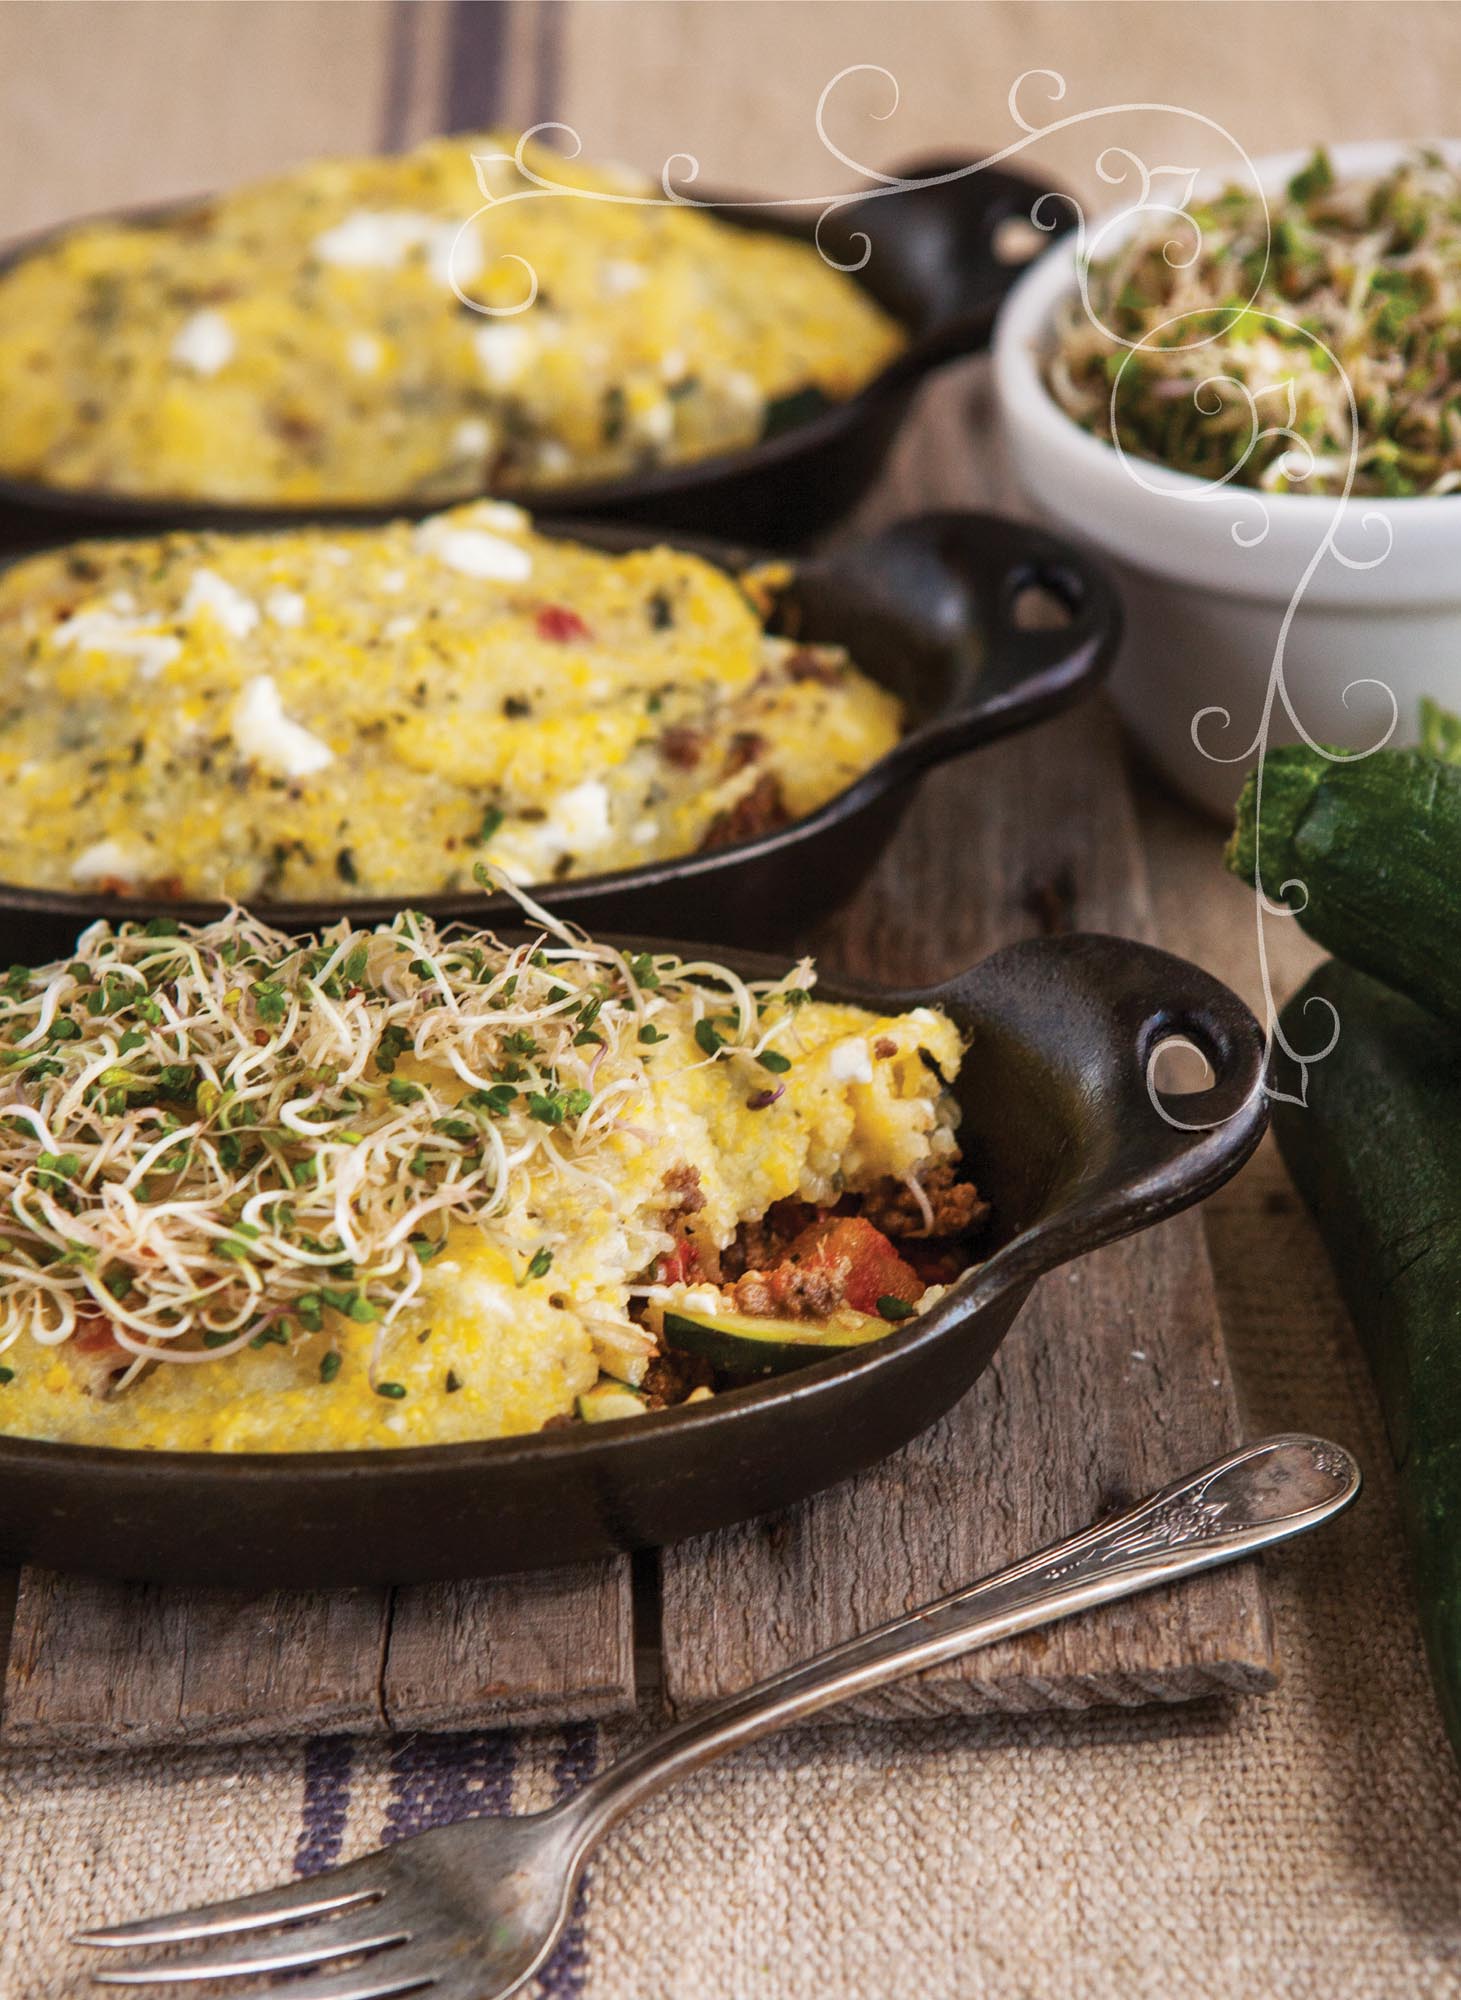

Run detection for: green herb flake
[[467, 805, 504, 849]]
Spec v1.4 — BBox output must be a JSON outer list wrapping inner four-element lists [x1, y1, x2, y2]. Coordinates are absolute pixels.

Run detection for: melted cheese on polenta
[[0, 131, 905, 505], [0, 909, 964, 1452], [0, 501, 903, 900]]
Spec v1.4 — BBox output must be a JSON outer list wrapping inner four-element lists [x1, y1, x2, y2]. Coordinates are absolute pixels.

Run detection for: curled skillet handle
[[826, 156, 1075, 374], [843, 510, 1124, 771], [939, 935, 1270, 1309]]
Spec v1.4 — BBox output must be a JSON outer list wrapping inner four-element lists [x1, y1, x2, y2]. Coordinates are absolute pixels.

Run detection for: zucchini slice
[[576, 1381, 651, 1424], [661, 1304, 892, 1380]]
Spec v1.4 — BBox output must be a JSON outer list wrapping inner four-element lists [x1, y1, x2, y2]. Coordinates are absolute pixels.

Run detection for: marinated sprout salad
[[1048, 148, 1461, 496], [0, 888, 988, 1452]]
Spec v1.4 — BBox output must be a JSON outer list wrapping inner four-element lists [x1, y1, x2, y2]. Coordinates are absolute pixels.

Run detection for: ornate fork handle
[[571, 1434, 1358, 1846]]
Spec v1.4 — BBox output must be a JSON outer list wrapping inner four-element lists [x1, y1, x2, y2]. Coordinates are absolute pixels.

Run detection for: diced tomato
[[73, 1311, 127, 1358], [535, 605, 593, 644], [654, 1239, 701, 1286], [901, 1239, 967, 1287], [780, 1216, 923, 1314]]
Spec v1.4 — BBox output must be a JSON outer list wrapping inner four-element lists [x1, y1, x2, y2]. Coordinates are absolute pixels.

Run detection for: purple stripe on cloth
[[536, 1724, 599, 1999], [528, 0, 564, 126], [381, 1729, 518, 1844], [379, 0, 421, 153], [293, 1736, 355, 1878], [444, 0, 508, 134]]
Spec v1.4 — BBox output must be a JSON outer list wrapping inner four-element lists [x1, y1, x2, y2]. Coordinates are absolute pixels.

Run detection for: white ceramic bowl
[[993, 140, 1461, 818]]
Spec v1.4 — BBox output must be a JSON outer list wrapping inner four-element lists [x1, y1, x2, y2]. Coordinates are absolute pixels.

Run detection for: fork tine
[[107, 1961, 437, 2000], [73, 1859, 384, 1949], [93, 1954, 435, 2000], [87, 1907, 412, 1984]]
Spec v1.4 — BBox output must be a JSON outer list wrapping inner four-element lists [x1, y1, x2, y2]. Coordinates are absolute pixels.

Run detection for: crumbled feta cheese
[[550, 778, 612, 852], [183, 568, 260, 640], [677, 1288, 726, 1316], [384, 615, 417, 641], [469, 500, 529, 535], [600, 259, 646, 297], [347, 332, 384, 376], [418, 523, 533, 582], [71, 839, 148, 886], [723, 369, 762, 410], [828, 1037, 874, 1084], [379, 570, 407, 594], [312, 208, 437, 269], [631, 818, 658, 846], [320, 547, 352, 567], [473, 322, 534, 387], [660, 348, 689, 384], [450, 417, 493, 459], [491, 776, 614, 879], [265, 589, 307, 629], [634, 400, 675, 447], [312, 210, 485, 291], [536, 440, 573, 477], [52, 608, 182, 682], [430, 221, 484, 290], [231, 675, 333, 779], [170, 309, 235, 376]]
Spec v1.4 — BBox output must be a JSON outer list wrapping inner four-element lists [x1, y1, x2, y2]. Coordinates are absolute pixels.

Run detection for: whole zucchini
[[1227, 744, 1461, 1032], [1275, 958, 1461, 1754]]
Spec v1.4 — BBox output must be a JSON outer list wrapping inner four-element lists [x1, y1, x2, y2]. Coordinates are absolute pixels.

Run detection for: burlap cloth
[[6, 1132, 1461, 1998]]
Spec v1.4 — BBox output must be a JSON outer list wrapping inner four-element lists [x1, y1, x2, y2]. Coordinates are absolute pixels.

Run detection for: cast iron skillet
[[0, 930, 1266, 1589], [0, 155, 1067, 550], [2, 508, 1120, 964]]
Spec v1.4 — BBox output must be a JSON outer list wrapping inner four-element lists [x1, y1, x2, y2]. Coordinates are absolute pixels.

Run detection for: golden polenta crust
[[0, 131, 904, 505], [0, 502, 902, 900]]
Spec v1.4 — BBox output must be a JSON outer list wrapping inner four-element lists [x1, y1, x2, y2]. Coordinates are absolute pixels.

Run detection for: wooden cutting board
[[0, 366, 1273, 1747]]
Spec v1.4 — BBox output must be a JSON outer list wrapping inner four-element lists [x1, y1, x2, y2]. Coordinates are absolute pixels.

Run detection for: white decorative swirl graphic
[[440, 72, 1394, 1120]]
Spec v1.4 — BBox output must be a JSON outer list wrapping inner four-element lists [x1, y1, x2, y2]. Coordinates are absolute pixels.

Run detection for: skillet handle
[[954, 935, 1270, 1308], [831, 156, 1074, 374], [864, 510, 1124, 768]]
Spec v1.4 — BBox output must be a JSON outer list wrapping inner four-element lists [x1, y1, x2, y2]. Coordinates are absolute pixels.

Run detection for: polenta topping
[[0, 130, 905, 505], [0, 895, 984, 1451], [0, 501, 904, 900]]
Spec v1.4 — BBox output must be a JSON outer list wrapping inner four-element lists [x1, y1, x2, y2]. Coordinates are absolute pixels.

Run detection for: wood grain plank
[[659, 362, 1273, 1717], [368, 0, 638, 1748], [382, 1565, 636, 1732], [660, 705, 1273, 1719], [0, 1574, 391, 1748]]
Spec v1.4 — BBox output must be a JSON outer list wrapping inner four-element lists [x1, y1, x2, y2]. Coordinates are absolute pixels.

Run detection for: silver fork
[[75, 1433, 1358, 2000]]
